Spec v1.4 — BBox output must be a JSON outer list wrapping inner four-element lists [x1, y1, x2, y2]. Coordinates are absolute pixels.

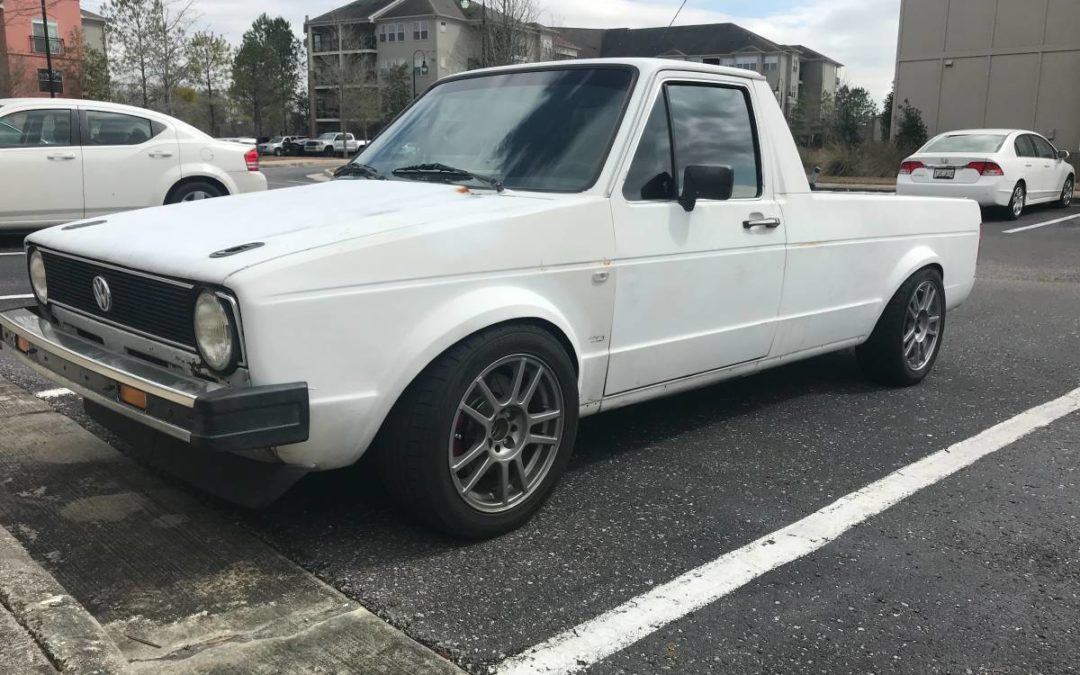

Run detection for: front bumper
[[0, 306, 309, 452]]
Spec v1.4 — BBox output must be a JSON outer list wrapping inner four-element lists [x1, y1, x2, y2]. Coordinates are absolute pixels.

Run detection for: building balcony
[[29, 36, 65, 55]]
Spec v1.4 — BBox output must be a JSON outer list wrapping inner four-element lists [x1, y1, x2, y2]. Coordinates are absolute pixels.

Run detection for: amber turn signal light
[[16, 336, 31, 353], [119, 384, 148, 410]]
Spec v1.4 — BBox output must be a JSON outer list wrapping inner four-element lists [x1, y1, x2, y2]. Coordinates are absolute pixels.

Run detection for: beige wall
[[893, 0, 1080, 153], [81, 19, 106, 54]]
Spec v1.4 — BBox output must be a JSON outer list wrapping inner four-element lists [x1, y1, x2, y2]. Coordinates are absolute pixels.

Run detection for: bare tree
[[312, 41, 380, 140], [101, 0, 156, 107], [149, 0, 195, 115], [187, 31, 232, 136], [473, 0, 542, 67]]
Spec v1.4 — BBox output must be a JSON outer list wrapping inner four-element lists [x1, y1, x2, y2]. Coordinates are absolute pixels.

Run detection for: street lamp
[[412, 49, 429, 98]]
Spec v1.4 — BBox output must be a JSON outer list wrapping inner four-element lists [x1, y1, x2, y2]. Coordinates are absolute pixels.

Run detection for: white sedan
[[0, 99, 268, 230], [896, 129, 1075, 219]]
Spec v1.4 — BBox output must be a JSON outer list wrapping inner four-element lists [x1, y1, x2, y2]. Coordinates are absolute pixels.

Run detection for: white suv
[[304, 132, 363, 157], [0, 98, 268, 230]]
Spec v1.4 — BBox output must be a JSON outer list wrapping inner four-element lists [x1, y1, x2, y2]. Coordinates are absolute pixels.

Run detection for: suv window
[[85, 110, 160, 146], [1031, 135, 1057, 159], [622, 83, 761, 202], [0, 109, 73, 147], [1014, 135, 1037, 158]]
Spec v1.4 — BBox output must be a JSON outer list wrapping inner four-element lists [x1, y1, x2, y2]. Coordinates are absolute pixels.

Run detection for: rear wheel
[[167, 181, 224, 204], [857, 268, 946, 387], [1004, 182, 1026, 220], [1056, 176, 1074, 209], [377, 325, 578, 539], [273, 148, 283, 157]]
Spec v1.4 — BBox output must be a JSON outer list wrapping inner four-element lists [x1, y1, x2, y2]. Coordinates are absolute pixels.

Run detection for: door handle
[[148, 151, 174, 158], [743, 217, 782, 229], [47, 153, 76, 161]]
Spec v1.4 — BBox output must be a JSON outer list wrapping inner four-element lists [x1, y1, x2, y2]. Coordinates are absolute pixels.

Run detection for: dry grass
[[800, 142, 908, 180]]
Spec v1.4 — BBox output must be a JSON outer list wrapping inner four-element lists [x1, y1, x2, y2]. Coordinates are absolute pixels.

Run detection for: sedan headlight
[[29, 250, 48, 303], [194, 291, 236, 372]]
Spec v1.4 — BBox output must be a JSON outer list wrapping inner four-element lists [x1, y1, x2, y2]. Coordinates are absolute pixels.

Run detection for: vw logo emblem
[[92, 276, 112, 312]]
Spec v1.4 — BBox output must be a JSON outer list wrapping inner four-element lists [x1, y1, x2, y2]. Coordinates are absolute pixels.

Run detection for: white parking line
[[35, 388, 75, 400], [498, 387, 1080, 675], [0, 294, 33, 301], [1004, 212, 1080, 234]]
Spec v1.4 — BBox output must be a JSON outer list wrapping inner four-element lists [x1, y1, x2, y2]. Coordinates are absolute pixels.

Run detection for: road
[[1, 177, 1079, 673]]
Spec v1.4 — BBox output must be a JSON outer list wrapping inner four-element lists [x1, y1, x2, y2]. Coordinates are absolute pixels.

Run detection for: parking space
[[0, 197, 1078, 673]]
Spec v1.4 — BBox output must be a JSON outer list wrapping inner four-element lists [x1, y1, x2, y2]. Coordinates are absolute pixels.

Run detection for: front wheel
[[857, 268, 946, 387], [323, 146, 335, 157], [1056, 176, 1074, 209], [273, 148, 283, 157], [377, 325, 579, 539]]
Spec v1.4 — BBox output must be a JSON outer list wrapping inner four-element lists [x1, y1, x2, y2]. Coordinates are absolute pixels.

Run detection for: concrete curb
[[0, 526, 128, 674]]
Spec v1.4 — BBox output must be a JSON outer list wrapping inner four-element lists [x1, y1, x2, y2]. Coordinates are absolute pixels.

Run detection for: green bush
[[800, 142, 907, 178]]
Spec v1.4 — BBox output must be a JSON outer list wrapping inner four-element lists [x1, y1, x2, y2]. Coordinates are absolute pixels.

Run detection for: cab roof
[[445, 57, 767, 83]]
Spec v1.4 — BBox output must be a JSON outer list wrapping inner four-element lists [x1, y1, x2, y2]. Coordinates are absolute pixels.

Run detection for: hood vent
[[210, 242, 266, 259]]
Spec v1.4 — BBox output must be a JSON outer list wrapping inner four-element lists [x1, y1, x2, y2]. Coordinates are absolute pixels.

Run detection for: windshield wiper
[[334, 163, 385, 180], [391, 163, 504, 192]]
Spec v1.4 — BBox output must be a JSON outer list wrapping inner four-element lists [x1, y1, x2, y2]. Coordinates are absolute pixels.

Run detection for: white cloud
[[84, 0, 899, 101]]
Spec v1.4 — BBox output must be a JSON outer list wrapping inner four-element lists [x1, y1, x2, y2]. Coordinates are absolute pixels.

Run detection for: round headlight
[[29, 250, 48, 303], [194, 291, 235, 372]]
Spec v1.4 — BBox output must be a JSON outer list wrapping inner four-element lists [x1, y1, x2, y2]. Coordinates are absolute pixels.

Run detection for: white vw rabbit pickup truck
[[1, 59, 980, 539]]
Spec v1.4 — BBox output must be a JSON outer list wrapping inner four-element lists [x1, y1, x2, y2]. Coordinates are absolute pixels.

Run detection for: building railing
[[30, 35, 65, 55], [311, 33, 378, 53]]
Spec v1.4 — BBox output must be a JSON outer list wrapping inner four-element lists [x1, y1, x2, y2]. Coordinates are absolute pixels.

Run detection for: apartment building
[[304, 0, 573, 136], [0, 0, 106, 98], [893, 0, 1080, 153], [559, 23, 842, 120]]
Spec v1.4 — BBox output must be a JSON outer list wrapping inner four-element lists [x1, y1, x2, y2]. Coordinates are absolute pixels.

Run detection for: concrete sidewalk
[[0, 375, 466, 674]]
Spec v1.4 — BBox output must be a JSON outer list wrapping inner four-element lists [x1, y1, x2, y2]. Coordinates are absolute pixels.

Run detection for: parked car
[[0, 98, 267, 230], [896, 129, 1075, 219], [1, 59, 980, 539], [282, 136, 309, 156], [304, 132, 363, 157], [258, 136, 305, 156]]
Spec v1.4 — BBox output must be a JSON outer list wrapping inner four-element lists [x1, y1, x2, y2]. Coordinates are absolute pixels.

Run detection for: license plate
[[934, 168, 955, 180]]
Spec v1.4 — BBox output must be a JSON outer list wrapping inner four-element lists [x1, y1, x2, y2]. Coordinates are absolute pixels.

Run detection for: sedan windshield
[[923, 134, 1007, 153], [352, 67, 635, 192]]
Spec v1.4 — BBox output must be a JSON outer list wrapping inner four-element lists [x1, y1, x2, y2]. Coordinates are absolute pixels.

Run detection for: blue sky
[[85, 0, 902, 103]]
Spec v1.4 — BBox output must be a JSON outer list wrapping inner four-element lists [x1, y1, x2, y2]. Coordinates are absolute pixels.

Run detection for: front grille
[[42, 251, 198, 350]]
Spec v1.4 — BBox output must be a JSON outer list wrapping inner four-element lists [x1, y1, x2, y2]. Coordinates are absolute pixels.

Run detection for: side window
[[1014, 135, 1036, 158], [666, 83, 762, 199], [0, 109, 73, 147], [623, 95, 676, 201], [85, 110, 158, 146], [1031, 135, 1057, 159]]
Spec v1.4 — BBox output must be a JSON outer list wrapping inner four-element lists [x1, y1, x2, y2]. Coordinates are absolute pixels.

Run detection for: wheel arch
[[355, 287, 587, 465], [871, 247, 943, 328], [164, 175, 231, 204]]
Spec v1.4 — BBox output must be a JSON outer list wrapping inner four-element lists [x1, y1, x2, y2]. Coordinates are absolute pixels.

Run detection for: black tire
[[1056, 176, 1074, 209], [376, 325, 579, 539], [1003, 182, 1026, 220], [166, 181, 224, 204], [273, 148, 283, 157], [323, 146, 335, 157], [856, 268, 946, 387]]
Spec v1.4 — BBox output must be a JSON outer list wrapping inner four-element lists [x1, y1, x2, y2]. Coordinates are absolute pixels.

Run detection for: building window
[[734, 56, 758, 71], [379, 25, 387, 42], [413, 21, 429, 40], [703, 57, 720, 65], [37, 69, 63, 94], [763, 55, 779, 72], [31, 19, 63, 54], [379, 24, 405, 42]]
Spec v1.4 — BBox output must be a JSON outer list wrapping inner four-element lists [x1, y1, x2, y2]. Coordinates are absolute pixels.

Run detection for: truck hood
[[28, 179, 561, 284]]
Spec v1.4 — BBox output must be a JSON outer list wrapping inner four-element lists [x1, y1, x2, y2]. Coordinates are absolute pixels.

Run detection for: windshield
[[269, 136, 284, 143], [923, 134, 1007, 153], [318, 133, 337, 140], [353, 66, 635, 192]]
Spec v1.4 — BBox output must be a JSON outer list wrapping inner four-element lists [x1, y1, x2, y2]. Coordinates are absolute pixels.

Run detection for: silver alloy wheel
[[1011, 185, 1025, 217], [182, 190, 214, 201], [903, 280, 942, 371], [1064, 179, 1074, 207], [448, 354, 565, 514]]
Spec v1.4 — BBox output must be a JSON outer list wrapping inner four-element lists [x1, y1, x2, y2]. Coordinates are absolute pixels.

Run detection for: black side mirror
[[679, 165, 735, 212], [1057, 149, 1071, 161]]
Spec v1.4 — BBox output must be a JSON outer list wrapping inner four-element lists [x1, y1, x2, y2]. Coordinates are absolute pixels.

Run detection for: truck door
[[605, 77, 787, 395]]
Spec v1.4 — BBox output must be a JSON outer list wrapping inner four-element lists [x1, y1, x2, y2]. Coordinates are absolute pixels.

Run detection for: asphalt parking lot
[[1, 176, 1078, 674]]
